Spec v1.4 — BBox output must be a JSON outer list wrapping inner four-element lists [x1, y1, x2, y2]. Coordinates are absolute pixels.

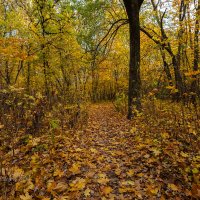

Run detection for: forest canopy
[[0, 0, 199, 105]]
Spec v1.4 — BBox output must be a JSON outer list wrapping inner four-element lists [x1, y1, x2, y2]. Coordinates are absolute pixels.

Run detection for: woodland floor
[[0, 103, 199, 200]]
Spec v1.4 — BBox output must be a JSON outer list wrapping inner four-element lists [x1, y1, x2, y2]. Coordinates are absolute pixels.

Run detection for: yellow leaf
[[121, 180, 135, 186], [31, 154, 40, 165], [47, 180, 56, 192], [115, 168, 121, 176], [127, 169, 134, 176], [137, 173, 144, 177], [69, 178, 86, 191], [180, 152, 189, 158], [75, 148, 82, 152], [119, 187, 135, 193], [147, 185, 159, 195], [161, 132, 170, 139], [130, 127, 137, 133], [19, 192, 32, 200], [97, 173, 109, 184], [13, 167, 24, 179], [53, 169, 64, 177], [152, 148, 161, 156], [90, 148, 98, 153], [84, 188, 91, 197], [16, 181, 24, 191], [24, 179, 34, 192], [150, 187, 159, 195], [168, 183, 179, 191], [69, 163, 81, 174], [29, 138, 40, 147]]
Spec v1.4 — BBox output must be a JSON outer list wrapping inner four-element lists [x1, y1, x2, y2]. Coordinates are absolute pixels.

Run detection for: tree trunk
[[191, 0, 200, 104], [160, 47, 173, 86], [123, 0, 144, 119]]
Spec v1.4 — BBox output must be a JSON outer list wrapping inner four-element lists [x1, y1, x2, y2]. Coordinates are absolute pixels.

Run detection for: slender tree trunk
[[160, 47, 173, 86], [5, 61, 10, 85], [15, 60, 24, 84], [42, 51, 49, 97], [191, 0, 200, 103], [174, 0, 187, 98], [27, 62, 31, 94]]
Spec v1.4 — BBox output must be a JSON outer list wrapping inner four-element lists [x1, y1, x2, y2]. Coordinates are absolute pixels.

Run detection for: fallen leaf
[[115, 168, 121, 176], [192, 168, 199, 174], [0, 124, 4, 129], [84, 188, 91, 197], [127, 169, 134, 176], [54, 182, 68, 193], [69, 163, 81, 174], [147, 185, 159, 195], [54, 169, 64, 177], [19, 192, 32, 200], [97, 173, 109, 184], [119, 187, 135, 193], [161, 132, 170, 139], [168, 183, 179, 191], [47, 180, 56, 193], [12, 167, 24, 179], [180, 152, 189, 158], [101, 186, 113, 195], [69, 178, 86, 191], [130, 127, 137, 133], [90, 148, 98, 153], [191, 184, 200, 198], [121, 180, 135, 186]]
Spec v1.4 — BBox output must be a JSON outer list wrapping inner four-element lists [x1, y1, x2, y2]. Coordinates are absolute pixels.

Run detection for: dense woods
[[0, 0, 199, 199]]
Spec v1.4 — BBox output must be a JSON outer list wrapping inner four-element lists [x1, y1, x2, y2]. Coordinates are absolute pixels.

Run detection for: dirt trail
[[66, 104, 149, 199], [83, 103, 132, 151]]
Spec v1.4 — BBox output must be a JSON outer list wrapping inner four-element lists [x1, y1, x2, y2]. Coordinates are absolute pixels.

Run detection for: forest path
[[65, 103, 151, 199]]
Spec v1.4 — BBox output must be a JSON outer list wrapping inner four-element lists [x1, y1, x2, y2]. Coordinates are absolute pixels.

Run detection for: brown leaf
[[101, 186, 113, 196], [191, 184, 200, 198], [54, 182, 68, 193]]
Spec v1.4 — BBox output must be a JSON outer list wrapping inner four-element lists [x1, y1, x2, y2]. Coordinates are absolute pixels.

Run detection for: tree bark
[[191, 0, 200, 103], [123, 0, 144, 119], [160, 47, 173, 86]]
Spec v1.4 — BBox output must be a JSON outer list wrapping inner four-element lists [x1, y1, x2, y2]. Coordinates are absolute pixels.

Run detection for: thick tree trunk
[[123, 0, 144, 119]]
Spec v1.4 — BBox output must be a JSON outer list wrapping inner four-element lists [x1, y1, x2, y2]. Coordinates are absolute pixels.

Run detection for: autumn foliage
[[0, 0, 199, 199]]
